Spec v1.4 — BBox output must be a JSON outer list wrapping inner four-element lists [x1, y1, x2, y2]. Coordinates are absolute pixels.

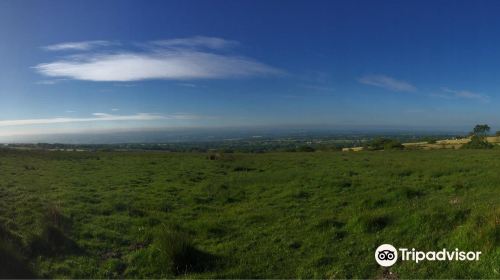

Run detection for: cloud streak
[[35, 37, 282, 82], [151, 36, 238, 50], [358, 75, 416, 92], [43, 40, 114, 51], [432, 88, 489, 102], [0, 113, 199, 127]]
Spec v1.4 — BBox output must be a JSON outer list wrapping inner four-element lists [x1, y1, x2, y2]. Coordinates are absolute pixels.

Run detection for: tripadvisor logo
[[375, 244, 481, 267], [375, 244, 398, 267]]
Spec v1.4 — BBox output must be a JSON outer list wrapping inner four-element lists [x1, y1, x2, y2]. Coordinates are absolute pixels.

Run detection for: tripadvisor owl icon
[[375, 244, 398, 267]]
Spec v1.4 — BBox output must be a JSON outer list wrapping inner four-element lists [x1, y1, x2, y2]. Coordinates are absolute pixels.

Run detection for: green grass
[[0, 149, 498, 278]]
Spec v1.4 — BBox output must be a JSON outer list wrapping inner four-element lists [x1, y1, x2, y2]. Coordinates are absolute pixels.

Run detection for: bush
[[297, 146, 316, 152], [369, 138, 404, 150]]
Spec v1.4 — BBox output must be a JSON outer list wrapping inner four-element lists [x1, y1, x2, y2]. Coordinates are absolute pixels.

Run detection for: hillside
[[0, 149, 498, 278]]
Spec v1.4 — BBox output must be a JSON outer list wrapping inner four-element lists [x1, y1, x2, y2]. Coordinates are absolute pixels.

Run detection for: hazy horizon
[[0, 123, 474, 144]]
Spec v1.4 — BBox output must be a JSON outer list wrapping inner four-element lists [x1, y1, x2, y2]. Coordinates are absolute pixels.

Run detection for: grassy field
[[0, 149, 499, 278]]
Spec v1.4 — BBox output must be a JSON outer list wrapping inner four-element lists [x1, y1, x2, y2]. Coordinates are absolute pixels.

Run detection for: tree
[[473, 124, 490, 136], [495, 131, 500, 137], [462, 124, 493, 149]]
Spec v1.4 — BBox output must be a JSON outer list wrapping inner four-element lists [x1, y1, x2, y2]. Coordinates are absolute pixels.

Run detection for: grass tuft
[[153, 227, 215, 275], [359, 214, 391, 233], [29, 204, 79, 256]]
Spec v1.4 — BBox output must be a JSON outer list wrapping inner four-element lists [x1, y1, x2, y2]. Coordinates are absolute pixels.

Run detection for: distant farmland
[[403, 136, 500, 150], [340, 136, 500, 151], [0, 149, 499, 278]]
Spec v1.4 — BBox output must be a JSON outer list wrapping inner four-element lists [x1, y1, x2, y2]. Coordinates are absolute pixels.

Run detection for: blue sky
[[2, 0, 500, 138]]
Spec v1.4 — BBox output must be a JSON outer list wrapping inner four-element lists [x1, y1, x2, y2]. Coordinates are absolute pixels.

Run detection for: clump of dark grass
[[359, 214, 392, 233], [400, 187, 425, 199], [30, 225, 68, 256], [100, 258, 127, 278], [203, 222, 230, 239], [452, 180, 471, 191], [313, 256, 334, 267], [362, 197, 389, 209], [158, 200, 172, 212], [152, 227, 215, 275], [44, 204, 72, 230], [419, 208, 471, 231], [233, 166, 258, 172], [207, 152, 234, 161], [334, 178, 352, 189], [29, 204, 79, 256], [393, 169, 413, 177], [291, 190, 310, 200], [371, 198, 388, 208], [288, 241, 302, 249], [345, 170, 358, 177], [314, 217, 345, 230]]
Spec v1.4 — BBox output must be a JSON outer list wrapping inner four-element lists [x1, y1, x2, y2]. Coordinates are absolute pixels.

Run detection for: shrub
[[369, 138, 404, 150], [297, 146, 316, 152]]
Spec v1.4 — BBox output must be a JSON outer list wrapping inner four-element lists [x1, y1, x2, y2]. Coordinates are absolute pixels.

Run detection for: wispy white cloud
[[43, 40, 115, 51], [432, 87, 489, 102], [111, 108, 119, 111], [177, 83, 198, 88], [358, 74, 416, 92], [151, 36, 238, 50], [36, 79, 67, 85], [34, 37, 282, 82], [35, 52, 281, 81], [0, 113, 199, 127], [36, 80, 58, 85], [112, 83, 136, 87]]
